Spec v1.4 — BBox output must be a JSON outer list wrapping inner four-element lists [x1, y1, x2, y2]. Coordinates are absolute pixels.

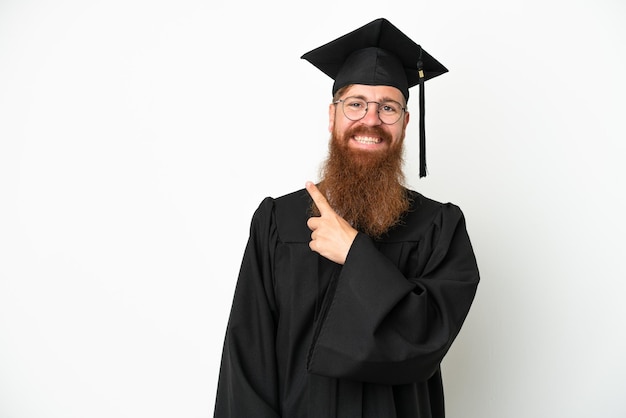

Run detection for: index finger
[[305, 181, 333, 215]]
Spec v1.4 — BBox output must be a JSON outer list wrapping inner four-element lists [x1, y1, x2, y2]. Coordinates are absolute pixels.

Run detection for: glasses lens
[[378, 101, 402, 124], [342, 97, 367, 121]]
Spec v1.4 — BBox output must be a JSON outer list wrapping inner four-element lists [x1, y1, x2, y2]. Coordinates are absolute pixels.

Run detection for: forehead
[[343, 84, 405, 103]]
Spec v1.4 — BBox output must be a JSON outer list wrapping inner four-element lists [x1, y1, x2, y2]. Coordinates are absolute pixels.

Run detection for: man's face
[[328, 84, 410, 153], [318, 84, 411, 237]]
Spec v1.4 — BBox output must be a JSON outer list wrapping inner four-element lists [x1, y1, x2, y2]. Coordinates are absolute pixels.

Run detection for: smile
[[353, 136, 382, 144]]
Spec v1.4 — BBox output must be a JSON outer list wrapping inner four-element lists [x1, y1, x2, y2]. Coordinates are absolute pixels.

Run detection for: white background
[[1, 1, 625, 417]]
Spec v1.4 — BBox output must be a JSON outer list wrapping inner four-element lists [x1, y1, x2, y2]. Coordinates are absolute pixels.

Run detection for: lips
[[353, 136, 382, 144], [347, 126, 390, 145]]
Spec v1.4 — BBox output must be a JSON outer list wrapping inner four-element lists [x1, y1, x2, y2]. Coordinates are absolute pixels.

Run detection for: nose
[[361, 103, 383, 126]]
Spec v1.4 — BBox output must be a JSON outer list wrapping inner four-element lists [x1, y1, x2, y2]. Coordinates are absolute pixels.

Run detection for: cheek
[[391, 127, 406, 145]]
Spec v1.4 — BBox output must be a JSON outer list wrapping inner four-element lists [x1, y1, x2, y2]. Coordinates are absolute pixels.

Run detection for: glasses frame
[[333, 96, 407, 125]]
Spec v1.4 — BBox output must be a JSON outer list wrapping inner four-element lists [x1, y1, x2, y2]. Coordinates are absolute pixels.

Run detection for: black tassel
[[418, 59, 427, 178]]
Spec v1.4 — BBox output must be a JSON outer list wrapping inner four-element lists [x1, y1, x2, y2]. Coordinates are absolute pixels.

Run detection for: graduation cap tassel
[[417, 60, 427, 178]]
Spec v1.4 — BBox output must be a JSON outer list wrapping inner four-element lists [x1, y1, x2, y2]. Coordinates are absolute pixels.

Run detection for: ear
[[399, 111, 410, 141], [328, 103, 336, 133]]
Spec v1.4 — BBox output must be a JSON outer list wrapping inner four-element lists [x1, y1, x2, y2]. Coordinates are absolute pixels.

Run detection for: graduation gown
[[214, 188, 479, 418]]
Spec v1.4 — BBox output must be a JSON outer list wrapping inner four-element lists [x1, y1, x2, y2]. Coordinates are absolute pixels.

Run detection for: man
[[214, 18, 479, 418]]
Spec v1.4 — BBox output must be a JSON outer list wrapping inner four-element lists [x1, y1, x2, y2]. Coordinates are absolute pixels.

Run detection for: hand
[[305, 181, 358, 265]]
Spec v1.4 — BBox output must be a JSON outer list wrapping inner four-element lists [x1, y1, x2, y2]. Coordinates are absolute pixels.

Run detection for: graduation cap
[[301, 18, 448, 178]]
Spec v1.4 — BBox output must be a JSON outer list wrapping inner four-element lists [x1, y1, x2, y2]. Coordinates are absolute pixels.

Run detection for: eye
[[345, 98, 366, 109], [380, 102, 400, 114]]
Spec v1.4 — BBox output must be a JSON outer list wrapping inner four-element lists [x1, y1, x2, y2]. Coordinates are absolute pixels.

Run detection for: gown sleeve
[[214, 198, 281, 418], [306, 203, 480, 385]]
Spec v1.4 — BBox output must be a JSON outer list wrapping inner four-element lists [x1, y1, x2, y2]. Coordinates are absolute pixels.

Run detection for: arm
[[306, 200, 480, 385], [214, 198, 281, 418]]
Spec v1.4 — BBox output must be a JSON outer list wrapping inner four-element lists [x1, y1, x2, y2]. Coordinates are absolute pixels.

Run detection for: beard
[[313, 124, 410, 238]]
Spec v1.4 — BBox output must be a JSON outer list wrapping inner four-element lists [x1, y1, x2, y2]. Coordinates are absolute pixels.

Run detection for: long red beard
[[313, 125, 410, 238]]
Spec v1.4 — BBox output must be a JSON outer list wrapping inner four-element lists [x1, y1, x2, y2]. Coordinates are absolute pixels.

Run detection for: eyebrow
[[348, 94, 405, 106]]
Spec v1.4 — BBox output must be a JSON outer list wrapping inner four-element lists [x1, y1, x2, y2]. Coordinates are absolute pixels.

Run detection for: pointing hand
[[305, 181, 358, 265]]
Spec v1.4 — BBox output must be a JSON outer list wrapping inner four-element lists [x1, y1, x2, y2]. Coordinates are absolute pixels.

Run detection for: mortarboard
[[301, 18, 448, 178]]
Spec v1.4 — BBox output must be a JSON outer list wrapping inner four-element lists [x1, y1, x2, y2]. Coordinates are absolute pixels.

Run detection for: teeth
[[354, 136, 381, 144]]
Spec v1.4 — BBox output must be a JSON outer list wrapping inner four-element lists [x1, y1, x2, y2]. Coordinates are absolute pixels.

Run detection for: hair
[[333, 85, 351, 101]]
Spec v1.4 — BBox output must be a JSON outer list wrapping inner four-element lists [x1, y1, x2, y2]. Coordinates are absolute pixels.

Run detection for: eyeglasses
[[333, 96, 406, 125]]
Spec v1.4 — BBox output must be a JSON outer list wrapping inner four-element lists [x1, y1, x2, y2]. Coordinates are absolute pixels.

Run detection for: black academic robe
[[214, 188, 479, 418]]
